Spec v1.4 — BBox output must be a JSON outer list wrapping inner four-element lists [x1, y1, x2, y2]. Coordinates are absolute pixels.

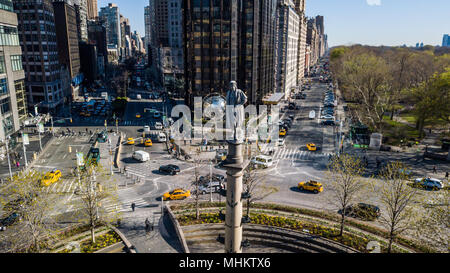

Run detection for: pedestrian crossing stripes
[[260, 147, 333, 161], [102, 198, 153, 214], [43, 178, 78, 194]]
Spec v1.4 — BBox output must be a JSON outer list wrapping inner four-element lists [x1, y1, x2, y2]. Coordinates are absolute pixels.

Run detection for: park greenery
[[330, 45, 450, 139]]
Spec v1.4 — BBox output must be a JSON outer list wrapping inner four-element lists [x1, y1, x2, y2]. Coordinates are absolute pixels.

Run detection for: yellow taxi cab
[[136, 113, 141, 118], [145, 139, 153, 147], [41, 169, 62, 187], [306, 143, 317, 151], [163, 188, 191, 201], [126, 138, 135, 145], [279, 129, 287, 137], [298, 180, 323, 194]]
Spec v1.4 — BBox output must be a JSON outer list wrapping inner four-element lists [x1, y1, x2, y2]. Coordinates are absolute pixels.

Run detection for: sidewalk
[[117, 203, 183, 253], [0, 132, 54, 180]]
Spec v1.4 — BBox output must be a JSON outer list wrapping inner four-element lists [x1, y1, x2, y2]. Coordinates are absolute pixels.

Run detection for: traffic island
[[170, 202, 434, 253]]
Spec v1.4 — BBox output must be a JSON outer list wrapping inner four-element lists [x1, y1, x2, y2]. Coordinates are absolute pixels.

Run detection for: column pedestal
[[224, 142, 248, 253]]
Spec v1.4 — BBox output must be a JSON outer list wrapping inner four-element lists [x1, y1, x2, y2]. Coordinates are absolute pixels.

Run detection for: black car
[[159, 165, 180, 175], [342, 203, 381, 221], [283, 119, 293, 126], [0, 213, 21, 229], [322, 119, 335, 126]]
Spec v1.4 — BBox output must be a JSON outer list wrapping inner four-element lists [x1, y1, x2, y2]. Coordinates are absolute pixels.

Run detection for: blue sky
[[99, 0, 450, 47]]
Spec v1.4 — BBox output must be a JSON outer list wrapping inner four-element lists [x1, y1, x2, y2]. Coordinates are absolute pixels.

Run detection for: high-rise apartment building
[[294, 0, 307, 82], [148, 0, 184, 93], [99, 3, 121, 49], [0, 0, 27, 140], [443, 34, 450, 47], [144, 5, 151, 52], [74, 0, 88, 42], [183, 0, 277, 106], [306, 17, 320, 67], [86, 0, 98, 19], [53, 0, 83, 98], [315, 15, 325, 57], [275, 0, 300, 97], [119, 14, 130, 57], [14, 0, 66, 113], [88, 19, 107, 77]]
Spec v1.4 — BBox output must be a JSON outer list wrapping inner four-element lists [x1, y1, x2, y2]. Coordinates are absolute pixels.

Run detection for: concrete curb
[[94, 241, 126, 253], [109, 225, 137, 253], [165, 205, 190, 253]]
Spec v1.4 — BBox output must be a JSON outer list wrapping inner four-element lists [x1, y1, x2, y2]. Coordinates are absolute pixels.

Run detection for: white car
[[143, 125, 151, 134], [321, 114, 335, 120], [414, 178, 444, 190], [251, 155, 273, 168], [154, 122, 163, 130], [309, 110, 316, 119], [278, 138, 286, 146], [157, 132, 167, 142]]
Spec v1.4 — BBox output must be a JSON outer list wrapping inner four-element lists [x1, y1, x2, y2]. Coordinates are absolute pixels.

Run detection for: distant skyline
[[98, 0, 449, 48], [306, 0, 450, 47]]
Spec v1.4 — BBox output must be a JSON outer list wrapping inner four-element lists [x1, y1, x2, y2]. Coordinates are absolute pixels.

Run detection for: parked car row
[[321, 88, 336, 126]]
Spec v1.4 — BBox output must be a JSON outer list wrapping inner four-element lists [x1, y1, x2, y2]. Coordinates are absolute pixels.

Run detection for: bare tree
[[327, 154, 367, 236], [72, 165, 119, 243], [0, 171, 58, 253], [376, 161, 418, 253], [339, 52, 392, 132], [190, 151, 202, 220], [414, 189, 449, 252], [243, 165, 277, 218]]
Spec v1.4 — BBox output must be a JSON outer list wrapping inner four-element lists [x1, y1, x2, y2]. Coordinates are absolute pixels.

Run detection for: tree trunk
[[195, 196, 200, 220], [91, 225, 96, 244], [418, 117, 425, 138], [339, 213, 345, 236], [388, 233, 394, 253]]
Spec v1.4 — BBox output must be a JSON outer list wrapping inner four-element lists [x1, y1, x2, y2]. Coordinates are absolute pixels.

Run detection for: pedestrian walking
[[145, 218, 150, 233], [445, 172, 449, 180], [16, 161, 20, 168], [433, 166, 437, 174], [131, 202, 136, 212]]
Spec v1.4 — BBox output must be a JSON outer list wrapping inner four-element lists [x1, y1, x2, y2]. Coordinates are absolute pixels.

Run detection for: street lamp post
[[4, 137, 12, 180], [51, 116, 54, 137], [210, 161, 213, 202], [37, 124, 42, 151], [108, 139, 113, 176], [21, 131, 28, 168]]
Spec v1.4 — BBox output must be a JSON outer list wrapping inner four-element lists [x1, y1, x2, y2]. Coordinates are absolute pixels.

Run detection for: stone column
[[224, 142, 247, 253]]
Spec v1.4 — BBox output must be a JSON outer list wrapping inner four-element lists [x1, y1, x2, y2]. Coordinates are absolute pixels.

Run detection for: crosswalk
[[102, 197, 153, 214], [260, 146, 333, 161], [43, 178, 78, 194]]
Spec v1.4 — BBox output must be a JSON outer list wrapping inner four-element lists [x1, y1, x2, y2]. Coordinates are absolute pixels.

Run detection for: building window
[[11, 55, 23, 71], [0, 25, 20, 46], [14, 80, 27, 121], [0, 78, 8, 95], [2, 115, 14, 135], [0, 56, 5, 74], [0, 96, 11, 117], [0, 0, 13, 12]]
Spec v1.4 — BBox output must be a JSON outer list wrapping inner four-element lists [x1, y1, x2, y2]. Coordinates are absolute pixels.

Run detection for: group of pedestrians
[[130, 202, 154, 233]]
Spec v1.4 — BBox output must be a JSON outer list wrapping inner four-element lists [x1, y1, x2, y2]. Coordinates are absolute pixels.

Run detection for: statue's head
[[229, 81, 237, 92]]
